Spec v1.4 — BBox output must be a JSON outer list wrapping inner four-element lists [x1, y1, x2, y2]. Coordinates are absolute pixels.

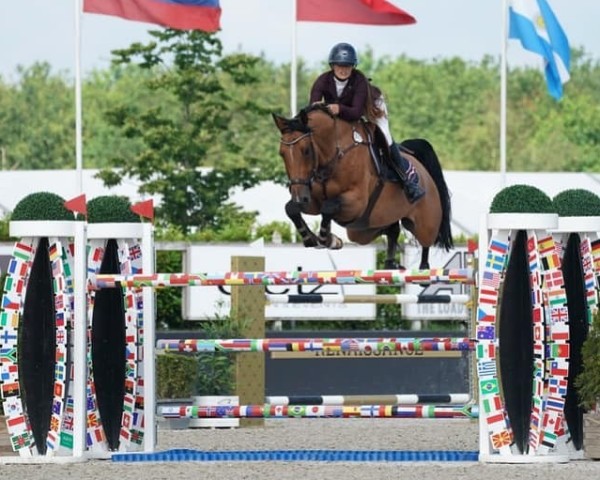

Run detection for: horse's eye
[[302, 147, 311, 156]]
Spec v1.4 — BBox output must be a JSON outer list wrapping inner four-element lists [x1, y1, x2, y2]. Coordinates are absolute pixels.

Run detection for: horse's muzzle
[[288, 180, 312, 207]]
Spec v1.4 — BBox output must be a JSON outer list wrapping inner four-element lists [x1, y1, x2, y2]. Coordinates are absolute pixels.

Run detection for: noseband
[[280, 131, 316, 189]]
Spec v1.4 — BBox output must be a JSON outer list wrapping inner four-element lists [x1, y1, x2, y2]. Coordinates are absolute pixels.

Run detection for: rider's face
[[331, 64, 353, 80]]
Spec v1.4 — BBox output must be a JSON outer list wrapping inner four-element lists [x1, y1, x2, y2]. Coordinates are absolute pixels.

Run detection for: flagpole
[[75, 0, 84, 193], [500, 0, 508, 187], [290, 0, 298, 116]]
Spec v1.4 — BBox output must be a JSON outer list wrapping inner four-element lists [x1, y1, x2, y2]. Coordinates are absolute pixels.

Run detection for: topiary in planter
[[489, 184, 555, 213], [553, 189, 600, 217], [12, 192, 74, 221], [87, 195, 141, 223]]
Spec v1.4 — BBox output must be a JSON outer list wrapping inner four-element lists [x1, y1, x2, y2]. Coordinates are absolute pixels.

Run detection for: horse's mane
[[296, 103, 334, 128]]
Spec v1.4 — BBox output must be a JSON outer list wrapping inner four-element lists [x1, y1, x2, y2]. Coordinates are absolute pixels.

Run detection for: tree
[[0, 63, 73, 170], [96, 30, 269, 234]]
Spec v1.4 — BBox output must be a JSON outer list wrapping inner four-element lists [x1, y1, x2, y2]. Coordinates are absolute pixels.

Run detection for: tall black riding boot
[[390, 143, 425, 203]]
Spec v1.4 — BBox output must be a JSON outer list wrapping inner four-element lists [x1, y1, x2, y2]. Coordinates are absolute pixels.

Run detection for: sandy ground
[[1, 419, 599, 479]]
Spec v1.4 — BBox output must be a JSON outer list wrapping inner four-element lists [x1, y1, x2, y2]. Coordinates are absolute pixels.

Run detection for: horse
[[272, 103, 453, 269]]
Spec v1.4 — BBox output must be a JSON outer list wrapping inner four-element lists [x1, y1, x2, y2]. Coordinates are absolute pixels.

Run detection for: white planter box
[[553, 216, 600, 233], [10, 220, 83, 237], [487, 213, 558, 231], [190, 395, 240, 429], [87, 222, 145, 239]]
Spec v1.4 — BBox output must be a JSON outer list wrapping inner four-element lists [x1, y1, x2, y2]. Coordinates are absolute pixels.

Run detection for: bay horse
[[272, 104, 453, 269]]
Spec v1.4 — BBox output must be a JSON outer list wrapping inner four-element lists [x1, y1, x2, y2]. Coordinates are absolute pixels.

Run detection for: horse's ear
[[272, 113, 289, 132]]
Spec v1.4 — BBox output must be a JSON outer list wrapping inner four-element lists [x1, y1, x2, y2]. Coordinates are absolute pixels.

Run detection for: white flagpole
[[500, 0, 508, 187], [73, 0, 87, 459], [290, 0, 298, 116], [75, 0, 84, 193]]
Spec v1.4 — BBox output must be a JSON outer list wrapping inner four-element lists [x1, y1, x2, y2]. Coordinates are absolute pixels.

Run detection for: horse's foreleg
[[317, 199, 343, 249], [285, 200, 319, 248], [419, 247, 430, 270], [383, 222, 402, 269]]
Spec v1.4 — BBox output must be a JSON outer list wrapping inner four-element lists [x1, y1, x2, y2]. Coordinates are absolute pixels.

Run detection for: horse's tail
[[400, 138, 454, 251]]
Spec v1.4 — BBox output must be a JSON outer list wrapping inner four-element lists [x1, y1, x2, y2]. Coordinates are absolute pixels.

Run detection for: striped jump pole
[[90, 268, 475, 289], [156, 337, 476, 353], [266, 293, 471, 305], [159, 404, 478, 419], [265, 394, 472, 406]]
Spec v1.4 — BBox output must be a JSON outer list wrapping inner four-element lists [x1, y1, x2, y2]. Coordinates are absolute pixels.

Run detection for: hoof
[[318, 235, 343, 250], [303, 236, 320, 248], [383, 260, 405, 270]]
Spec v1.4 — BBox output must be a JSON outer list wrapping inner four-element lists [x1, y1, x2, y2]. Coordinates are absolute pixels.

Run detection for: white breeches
[[373, 97, 393, 146]]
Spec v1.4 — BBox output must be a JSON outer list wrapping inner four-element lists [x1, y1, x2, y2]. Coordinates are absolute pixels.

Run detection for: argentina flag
[[509, 0, 570, 99]]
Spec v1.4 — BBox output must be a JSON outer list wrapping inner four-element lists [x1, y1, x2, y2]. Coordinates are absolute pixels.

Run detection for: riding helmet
[[328, 43, 358, 67]]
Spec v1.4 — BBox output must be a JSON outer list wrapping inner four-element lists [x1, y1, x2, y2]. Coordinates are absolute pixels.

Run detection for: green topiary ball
[[87, 195, 141, 223], [553, 189, 600, 217], [489, 184, 555, 214], [12, 192, 74, 221]]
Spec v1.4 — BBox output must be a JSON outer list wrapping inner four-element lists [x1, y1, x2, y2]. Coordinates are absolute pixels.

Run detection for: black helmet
[[328, 43, 358, 67]]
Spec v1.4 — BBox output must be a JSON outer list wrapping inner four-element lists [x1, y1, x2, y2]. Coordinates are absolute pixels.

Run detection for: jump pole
[[158, 403, 478, 419], [89, 268, 475, 289], [264, 393, 472, 406], [156, 337, 476, 353]]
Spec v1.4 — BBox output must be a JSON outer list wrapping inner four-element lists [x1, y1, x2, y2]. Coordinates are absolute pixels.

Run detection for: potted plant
[[191, 313, 245, 428], [575, 309, 600, 459], [488, 183, 557, 230], [156, 353, 198, 430]]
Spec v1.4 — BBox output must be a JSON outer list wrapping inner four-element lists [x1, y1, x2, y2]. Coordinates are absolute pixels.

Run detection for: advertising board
[[184, 244, 377, 320]]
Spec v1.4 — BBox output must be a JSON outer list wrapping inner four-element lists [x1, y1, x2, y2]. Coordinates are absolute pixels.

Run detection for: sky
[[0, 1, 599, 81]]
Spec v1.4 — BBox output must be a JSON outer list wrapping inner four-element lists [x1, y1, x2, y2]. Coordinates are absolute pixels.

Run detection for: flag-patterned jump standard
[[159, 404, 478, 419], [156, 337, 476, 353], [266, 294, 470, 305], [90, 268, 475, 289]]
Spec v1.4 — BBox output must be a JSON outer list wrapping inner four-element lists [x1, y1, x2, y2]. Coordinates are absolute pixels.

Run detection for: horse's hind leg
[[383, 222, 402, 269], [317, 199, 343, 249], [285, 200, 319, 248]]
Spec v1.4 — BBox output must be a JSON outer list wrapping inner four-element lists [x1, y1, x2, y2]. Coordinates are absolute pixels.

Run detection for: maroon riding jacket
[[309, 69, 370, 122]]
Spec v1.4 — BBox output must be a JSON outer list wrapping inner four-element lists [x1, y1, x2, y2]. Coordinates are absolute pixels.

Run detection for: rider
[[309, 42, 424, 204]]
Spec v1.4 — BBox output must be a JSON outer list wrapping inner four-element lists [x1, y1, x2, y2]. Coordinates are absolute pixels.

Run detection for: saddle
[[363, 121, 413, 184]]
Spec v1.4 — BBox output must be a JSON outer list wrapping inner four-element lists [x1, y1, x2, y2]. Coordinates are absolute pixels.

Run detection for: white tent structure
[[0, 169, 598, 239]]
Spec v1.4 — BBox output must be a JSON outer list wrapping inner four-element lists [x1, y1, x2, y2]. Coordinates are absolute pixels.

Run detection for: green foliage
[[87, 195, 141, 223], [254, 221, 293, 243], [0, 63, 74, 170], [195, 314, 247, 396], [156, 353, 198, 399], [489, 184, 555, 213], [553, 189, 600, 217], [575, 310, 600, 411], [190, 204, 257, 242], [0, 216, 11, 241], [12, 192, 74, 221], [156, 249, 184, 329], [96, 29, 268, 234]]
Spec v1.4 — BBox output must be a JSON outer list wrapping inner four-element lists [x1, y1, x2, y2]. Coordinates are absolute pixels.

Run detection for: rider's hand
[[328, 104, 340, 116]]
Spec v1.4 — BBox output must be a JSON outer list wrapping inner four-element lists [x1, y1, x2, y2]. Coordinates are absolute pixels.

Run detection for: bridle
[[280, 112, 368, 195], [279, 131, 317, 189]]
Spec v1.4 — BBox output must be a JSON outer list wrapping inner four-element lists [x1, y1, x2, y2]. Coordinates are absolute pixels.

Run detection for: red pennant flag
[[131, 199, 154, 221], [467, 238, 478, 254], [64, 194, 87, 216], [297, 0, 416, 25], [84, 0, 221, 32]]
